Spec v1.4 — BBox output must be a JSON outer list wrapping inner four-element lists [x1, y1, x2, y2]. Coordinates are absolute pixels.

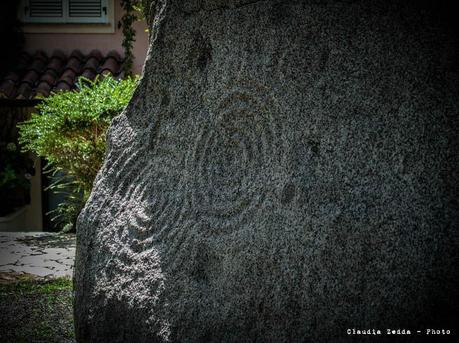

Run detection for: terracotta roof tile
[[0, 80, 16, 98], [2, 71, 20, 83], [107, 50, 122, 61], [16, 83, 33, 100], [83, 57, 100, 72], [59, 69, 77, 86], [64, 57, 83, 74], [28, 58, 47, 73], [22, 70, 40, 85], [34, 50, 48, 62], [0, 49, 124, 100], [88, 49, 103, 61], [35, 82, 52, 98], [70, 50, 85, 61], [51, 50, 66, 61], [46, 56, 66, 75], [55, 81, 71, 92], [81, 69, 97, 81], [100, 57, 121, 75], [40, 70, 58, 86]]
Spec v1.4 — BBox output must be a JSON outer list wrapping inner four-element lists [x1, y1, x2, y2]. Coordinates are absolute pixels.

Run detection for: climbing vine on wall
[[119, 0, 144, 76]]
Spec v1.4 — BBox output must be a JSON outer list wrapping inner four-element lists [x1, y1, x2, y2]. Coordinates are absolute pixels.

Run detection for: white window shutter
[[21, 0, 109, 24], [23, 0, 66, 23], [66, 0, 109, 23]]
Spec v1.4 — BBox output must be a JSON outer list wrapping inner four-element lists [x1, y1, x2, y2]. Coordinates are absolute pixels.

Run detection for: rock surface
[[75, 1, 459, 341]]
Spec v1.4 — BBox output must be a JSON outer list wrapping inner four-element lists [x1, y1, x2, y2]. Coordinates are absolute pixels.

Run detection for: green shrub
[[18, 75, 138, 229]]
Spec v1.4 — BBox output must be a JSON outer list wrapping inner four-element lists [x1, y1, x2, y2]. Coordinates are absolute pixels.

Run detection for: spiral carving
[[99, 81, 287, 246], [186, 82, 286, 227]]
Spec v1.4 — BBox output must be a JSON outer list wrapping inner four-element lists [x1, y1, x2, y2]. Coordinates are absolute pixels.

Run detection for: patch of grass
[[0, 276, 72, 294], [0, 277, 74, 343]]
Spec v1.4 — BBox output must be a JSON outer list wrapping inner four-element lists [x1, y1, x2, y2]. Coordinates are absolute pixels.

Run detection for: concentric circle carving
[[104, 81, 287, 245], [186, 82, 286, 225], [106, 148, 187, 251]]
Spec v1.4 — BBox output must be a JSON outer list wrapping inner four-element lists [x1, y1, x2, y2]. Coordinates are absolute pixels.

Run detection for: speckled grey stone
[[75, 1, 459, 342]]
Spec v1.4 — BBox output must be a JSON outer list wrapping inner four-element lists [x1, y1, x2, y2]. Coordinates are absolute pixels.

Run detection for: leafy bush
[[18, 75, 137, 229]]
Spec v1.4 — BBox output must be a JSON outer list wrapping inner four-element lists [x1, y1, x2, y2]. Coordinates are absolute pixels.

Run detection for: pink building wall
[[23, 1, 149, 75]]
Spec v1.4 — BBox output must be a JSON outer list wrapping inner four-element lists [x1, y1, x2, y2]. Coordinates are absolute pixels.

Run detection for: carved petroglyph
[[186, 81, 287, 226], [97, 81, 288, 246], [122, 157, 187, 251]]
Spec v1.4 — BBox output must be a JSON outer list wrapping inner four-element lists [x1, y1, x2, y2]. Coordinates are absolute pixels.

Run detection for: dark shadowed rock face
[[75, 1, 458, 341]]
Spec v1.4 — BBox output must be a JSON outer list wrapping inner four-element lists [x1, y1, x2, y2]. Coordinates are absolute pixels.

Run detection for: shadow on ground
[[0, 275, 74, 343]]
